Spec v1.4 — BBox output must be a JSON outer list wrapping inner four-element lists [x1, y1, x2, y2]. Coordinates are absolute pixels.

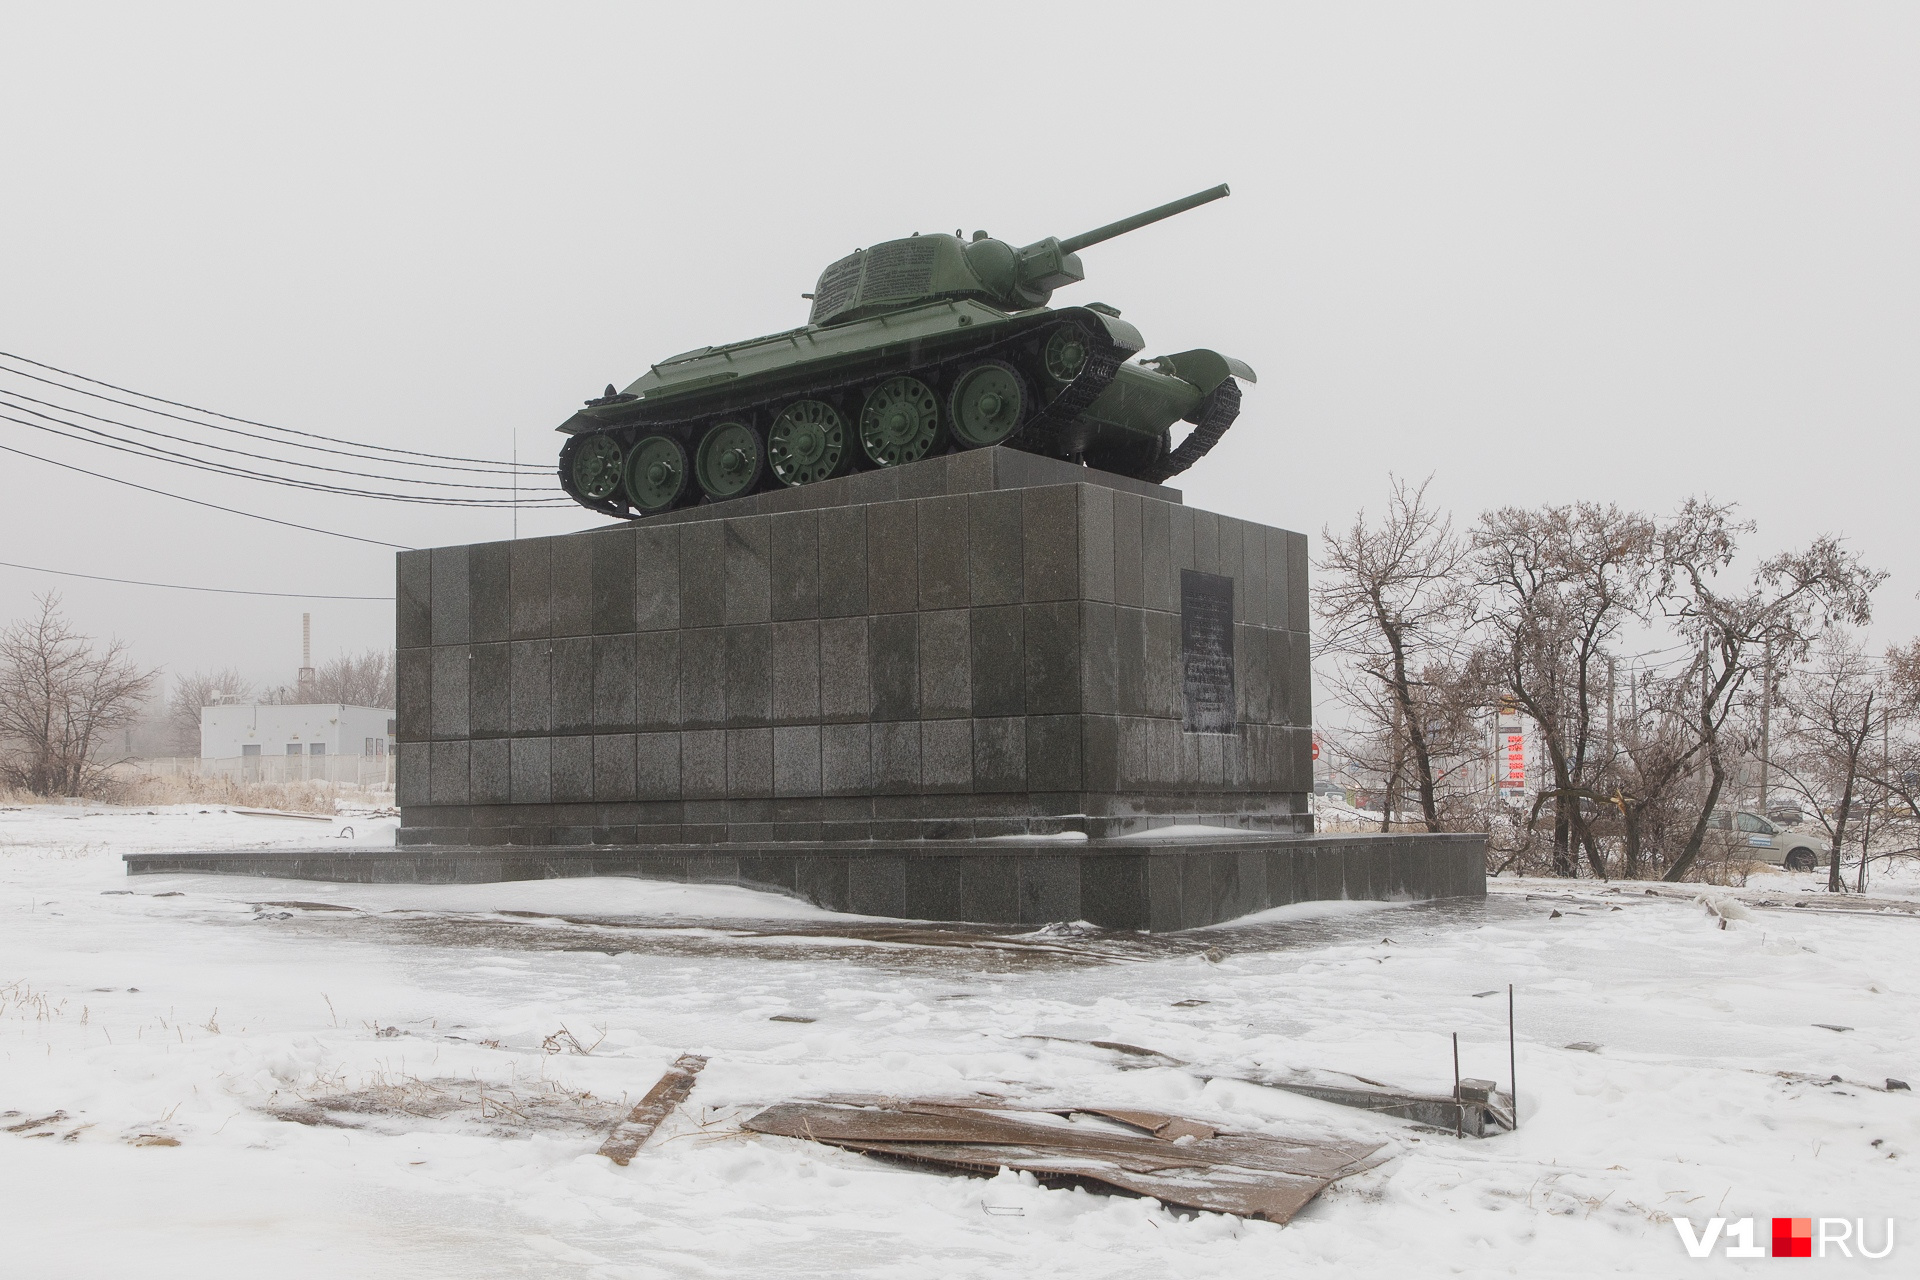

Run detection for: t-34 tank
[[556, 184, 1256, 517]]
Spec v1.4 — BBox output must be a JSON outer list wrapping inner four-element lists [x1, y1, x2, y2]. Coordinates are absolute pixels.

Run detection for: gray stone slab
[[550, 535, 592, 638], [509, 539, 552, 640], [821, 723, 872, 796], [550, 636, 595, 735], [636, 731, 681, 800], [768, 510, 820, 621], [468, 643, 510, 737], [508, 640, 551, 735], [724, 516, 771, 625], [431, 646, 470, 739], [397, 550, 433, 649], [773, 725, 822, 797], [591, 529, 636, 635], [817, 506, 869, 617], [724, 624, 771, 727], [1017, 856, 1079, 925], [872, 721, 920, 794], [681, 729, 726, 798], [1218, 519, 1245, 623], [469, 542, 510, 644], [869, 613, 919, 721], [922, 718, 972, 793], [470, 738, 510, 804], [593, 734, 637, 802], [917, 609, 970, 718], [726, 727, 772, 797], [968, 604, 1023, 717], [1023, 600, 1080, 716], [967, 489, 1024, 606], [509, 737, 551, 804], [396, 646, 431, 743], [633, 631, 679, 730], [633, 524, 681, 631], [819, 617, 870, 721], [1022, 487, 1078, 601], [916, 494, 970, 610], [430, 546, 470, 646], [678, 522, 725, 628], [1142, 498, 1174, 615], [1287, 531, 1310, 633], [866, 500, 918, 614], [551, 735, 594, 803], [1076, 484, 1115, 604], [1026, 715, 1082, 792], [678, 627, 726, 729], [1112, 491, 1143, 608], [971, 716, 1025, 793], [770, 620, 821, 724], [593, 634, 637, 731], [429, 739, 469, 804]]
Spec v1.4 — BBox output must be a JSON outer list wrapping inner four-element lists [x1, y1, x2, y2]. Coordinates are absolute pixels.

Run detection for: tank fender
[[1156, 349, 1258, 395], [1065, 308, 1145, 357]]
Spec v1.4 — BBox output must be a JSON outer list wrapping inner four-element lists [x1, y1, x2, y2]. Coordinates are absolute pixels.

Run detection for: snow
[[1, 804, 1915, 1276]]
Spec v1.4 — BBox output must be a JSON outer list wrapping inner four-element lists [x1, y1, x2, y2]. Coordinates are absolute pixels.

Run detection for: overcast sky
[[2, 2, 1914, 697]]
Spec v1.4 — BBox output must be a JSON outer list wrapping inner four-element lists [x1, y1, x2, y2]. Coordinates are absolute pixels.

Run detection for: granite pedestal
[[129, 446, 1484, 929]]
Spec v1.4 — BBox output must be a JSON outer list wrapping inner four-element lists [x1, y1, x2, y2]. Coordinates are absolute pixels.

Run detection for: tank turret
[[555, 185, 1256, 518], [807, 185, 1231, 326]]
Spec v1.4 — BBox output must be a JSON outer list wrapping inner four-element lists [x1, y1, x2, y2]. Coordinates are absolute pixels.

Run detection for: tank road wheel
[[568, 434, 625, 501], [1042, 324, 1090, 384], [859, 376, 943, 467], [694, 420, 765, 501], [948, 360, 1028, 449], [768, 399, 849, 486], [623, 434, 690, 514]]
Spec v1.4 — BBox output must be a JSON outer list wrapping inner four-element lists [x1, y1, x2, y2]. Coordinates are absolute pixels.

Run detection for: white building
[[200, 703, 395, 760]]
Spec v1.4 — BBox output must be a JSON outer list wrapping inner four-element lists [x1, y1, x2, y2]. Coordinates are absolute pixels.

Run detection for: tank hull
[[557, 301, 1249, 518]]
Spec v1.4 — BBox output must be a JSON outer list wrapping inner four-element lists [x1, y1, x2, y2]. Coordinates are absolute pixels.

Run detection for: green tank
[[556, 184, 1256, 517]]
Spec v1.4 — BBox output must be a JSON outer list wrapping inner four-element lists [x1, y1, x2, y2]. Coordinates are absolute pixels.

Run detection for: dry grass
[[84, 768, 391, 813], [269, 1071, 625, 1139]]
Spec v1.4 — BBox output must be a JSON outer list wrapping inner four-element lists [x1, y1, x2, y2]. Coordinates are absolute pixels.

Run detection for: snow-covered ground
[[1, 803, 1913, 1277]]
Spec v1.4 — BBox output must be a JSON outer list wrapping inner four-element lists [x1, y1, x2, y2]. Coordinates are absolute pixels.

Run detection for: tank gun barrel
[[1056, 184, 1230, 255]]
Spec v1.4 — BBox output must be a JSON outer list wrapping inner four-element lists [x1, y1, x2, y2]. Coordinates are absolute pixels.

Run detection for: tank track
[[1141, 377, 1242, 484], [557, 313, 1138, 518]]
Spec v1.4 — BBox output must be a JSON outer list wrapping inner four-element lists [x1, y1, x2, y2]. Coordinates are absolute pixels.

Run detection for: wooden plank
[[597, 1053, 707, 1165]]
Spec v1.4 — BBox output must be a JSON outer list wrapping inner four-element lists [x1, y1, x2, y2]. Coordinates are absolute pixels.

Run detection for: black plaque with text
[[1180, 569, 1235, 733]]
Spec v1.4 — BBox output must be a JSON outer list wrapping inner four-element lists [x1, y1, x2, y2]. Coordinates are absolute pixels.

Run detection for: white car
[[1706, 809, 1825, 872]]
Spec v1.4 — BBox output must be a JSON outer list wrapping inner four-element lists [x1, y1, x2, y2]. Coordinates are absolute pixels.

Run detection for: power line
[[0, 349, 552, 473], [0, 558, 392, 600], [0, 439, 413, 549], [0, 387, 548, 492], [0, 407, 569, 508]]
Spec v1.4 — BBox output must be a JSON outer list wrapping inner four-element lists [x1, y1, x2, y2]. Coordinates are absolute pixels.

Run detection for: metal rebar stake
[[1452, 1031, 1462, 1139], [1508, 984, 1518, 1130]]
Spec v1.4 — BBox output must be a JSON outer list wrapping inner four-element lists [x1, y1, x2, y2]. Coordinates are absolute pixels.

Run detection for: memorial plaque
[[1181, 569, 1235, 733]]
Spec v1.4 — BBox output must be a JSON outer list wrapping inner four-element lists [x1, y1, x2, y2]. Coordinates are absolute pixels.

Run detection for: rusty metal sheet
[[597, 1053, 707, 1165], [741, 1100, 1385, 1224]]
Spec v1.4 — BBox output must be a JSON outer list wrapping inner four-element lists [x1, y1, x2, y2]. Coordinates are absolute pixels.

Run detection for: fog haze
[[3, 1, 1914, 693]]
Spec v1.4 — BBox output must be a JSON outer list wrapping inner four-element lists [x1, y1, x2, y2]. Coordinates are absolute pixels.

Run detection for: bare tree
[[264, 648, 395, 707], [0, 594, 157, 796], [166, 667, 256, 755], [1656, 506, 1882, 882], [1473, 503, 1658, 878], [1315, 476, 1477, 832], [1772, 630, 1885, 892]]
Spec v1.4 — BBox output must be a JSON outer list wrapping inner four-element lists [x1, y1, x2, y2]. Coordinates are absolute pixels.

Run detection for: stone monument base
[[123, 831, 1484, 930]]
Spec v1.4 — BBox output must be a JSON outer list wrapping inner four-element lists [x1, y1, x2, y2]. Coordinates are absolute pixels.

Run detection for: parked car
[[1706, 809, 1825, 872]]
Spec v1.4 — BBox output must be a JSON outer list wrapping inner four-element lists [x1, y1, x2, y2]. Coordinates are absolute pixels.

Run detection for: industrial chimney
[[297, 612, 317, 702]]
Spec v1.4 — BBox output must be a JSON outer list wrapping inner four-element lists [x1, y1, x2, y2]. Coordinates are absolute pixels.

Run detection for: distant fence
[[130, 754, 397, 788]]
